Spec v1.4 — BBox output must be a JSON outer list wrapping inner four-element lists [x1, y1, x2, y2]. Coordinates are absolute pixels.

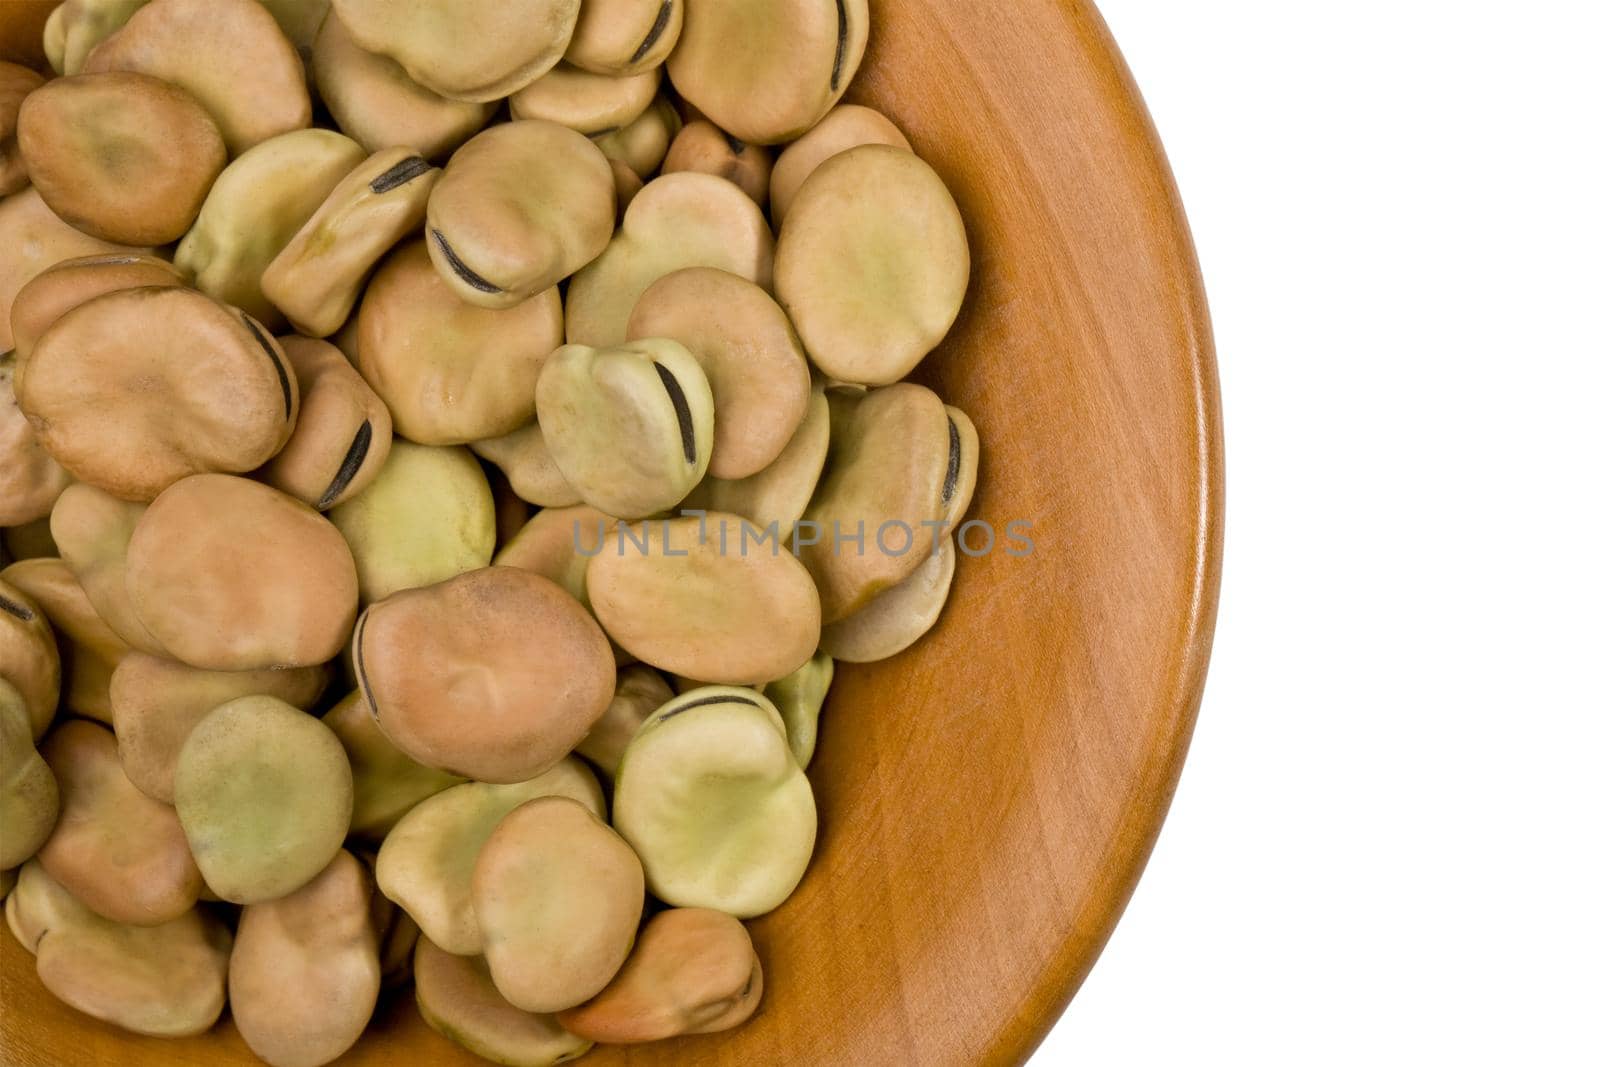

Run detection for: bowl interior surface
[[0, 1, 1221, 1064]]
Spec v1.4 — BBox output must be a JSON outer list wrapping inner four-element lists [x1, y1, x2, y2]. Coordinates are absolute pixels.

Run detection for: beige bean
[[764, 650, 833, 769], [820, 537, 957, 662], [628, 266, 811, 479], [261, 337, 395, 511], [83, 0, 310, 155], [9, 859, 231, 1037], [358, 238, 565, 443], [769, 104, 909, 228], [509, 62, 660, 135], [174, 695, 353, 904], [775, 145, 970, 385], [587, 514, 822, 684], [355, 567, 615, 783], [667, 0, 869, 144], [109, 651, 328, 803], [474, 796, 645, 1014], [590, 94, 680, 179], [37, 719, 201, 925], [126, 475, 358, 670], [575, 664, 674, 779], [229, 850, 380, 1067], [565, 171, 774, 347], [614, 686, 816, 915], [471, 422, 583, 508], [557, 907, 763, 1042], [175, 127, 364, 327], [43, 0, 149, 78], [611, 158, 644, 217], [49, 483, 166, 654], [17, 287, 299, 501], [17, 71, 225, 245], [323, 690, 464, 840], [495, 504, 618, 609], [262, 148, 439, 338], [662, 120, 773, 206], [3, 558, 127, 724], [375, 758, 604, 954], [9, 252, 182, 369], [329, 440, 495, 602], [414, 935, 593, 1067], [565, 0, 682, 75], [0, 62, 43, 197], [0, 679, 58, 869]]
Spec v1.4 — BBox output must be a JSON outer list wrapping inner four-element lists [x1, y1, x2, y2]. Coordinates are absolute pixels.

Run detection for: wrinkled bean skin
[[473, 796, 645, 1014], [229, 851, 381, 1067], [557, 907, 763, 1043], [414, 936, 593, 1067], [261, 337, 395, 511], [84, 0, 311, 156], [17, 71, 226, 245], [0, 679, 58, 870]]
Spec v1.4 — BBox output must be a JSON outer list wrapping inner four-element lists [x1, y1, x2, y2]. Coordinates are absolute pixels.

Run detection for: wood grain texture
[[0, 0, 1223, 1063]]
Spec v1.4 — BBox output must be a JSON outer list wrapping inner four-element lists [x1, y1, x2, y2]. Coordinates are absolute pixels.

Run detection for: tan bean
[[471, 422, 583, 508], [662, 120, 772, 206], [769, 104, 909, 228], [509, 62, 660, 136], [574, 664, 674, 779], [565, 0, 682, 76], [49, 483, 166, 654], [3, 557, 127, 724], [261, 337, 395, 511], [0, 679, 58, 869], [9, 252, 182, 368], [1, 352, 71, 527], [495, 504, 618, 609], [323, 690, 464, 840], [590, 94, 681, 179], [43, 0, 149, 78], [0, 62, 43, 197]]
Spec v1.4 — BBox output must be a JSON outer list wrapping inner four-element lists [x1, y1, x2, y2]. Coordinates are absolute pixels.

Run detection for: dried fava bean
[[798, 384, 957, 621], [414, 936, 593, 1067], [355, 567, 615, 783], [426, 121, 615, 310], [764, 651, 833, 769], [109, 652, 328, 803], [0, 62, 43, 197], [43, 0, 148, 77], [509, 62, 660, 136], [17, 288, 300, 502], [333, 0, 579, 102], [126, 475, 359, 671], [375, 759, 604, 955], [610, 159, 644, 216], [565, 0, 682, 75], [1, 353, 71, 528], [262, 149, 439, 338], [587, 514, 822, 684], [574, 665, 674, 779], [50, 484, 166, 655], [680, 380, 829, 544], [821, 537, 957, 663], [0, 187, 143, 352], [475, 796, 645, 1014], [668, 0, 869, 145], [229, 850, 381, 1067], [174, 696, 353, 904], [471, 422, 583, 508], [613, 686, 816, 916], [9, 253, 183, 370], [83, 0, 310, 156], [312, 10, 494, 161], [629, 267, 811, 479], [261, 338, 394, 511], [323, 691, 464, 840], [566, 171, 774, 347], [17, 72, 225, 246], [557, 907, 763, 1042], [175, 128, 365, 327], [329, 440, 494, 603], [37, 720, 201, 926], [590, 95, 681, 179], [662, 121, 772, 206], [0, 680, 58, 870], [496, 505, 618, 609], [10, 860, 231, 1037], [769, 104, 910, 228], [536, 338, 714, 519], [776, 145, 970, 385], [3, 558, 129, 725], [259, 0, 328, 65], [358, 239, 565, 444]]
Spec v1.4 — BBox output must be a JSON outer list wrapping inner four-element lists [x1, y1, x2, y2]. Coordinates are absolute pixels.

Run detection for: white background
[[1035, 2, 1599, 1064]]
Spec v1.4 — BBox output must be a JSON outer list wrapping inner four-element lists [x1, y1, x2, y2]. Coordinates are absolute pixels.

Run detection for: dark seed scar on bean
[[317, 420, 373, 510], [353, 613, 378, 722], [656, 694, 760, 725], [242, 315, 294, 419], [831, 0, 849, 91], [724, 132, 746, 155], [369, 156, 431, 194], [654, 362, 696, 465], [942, 416, 960, 503], [430, 228, 503, 294], [0, 594, 35, 622], [629, 0, 674, 65]]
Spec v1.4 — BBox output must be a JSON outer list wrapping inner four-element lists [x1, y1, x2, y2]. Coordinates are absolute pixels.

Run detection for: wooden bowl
[[0, 1, 1222, 1064]]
